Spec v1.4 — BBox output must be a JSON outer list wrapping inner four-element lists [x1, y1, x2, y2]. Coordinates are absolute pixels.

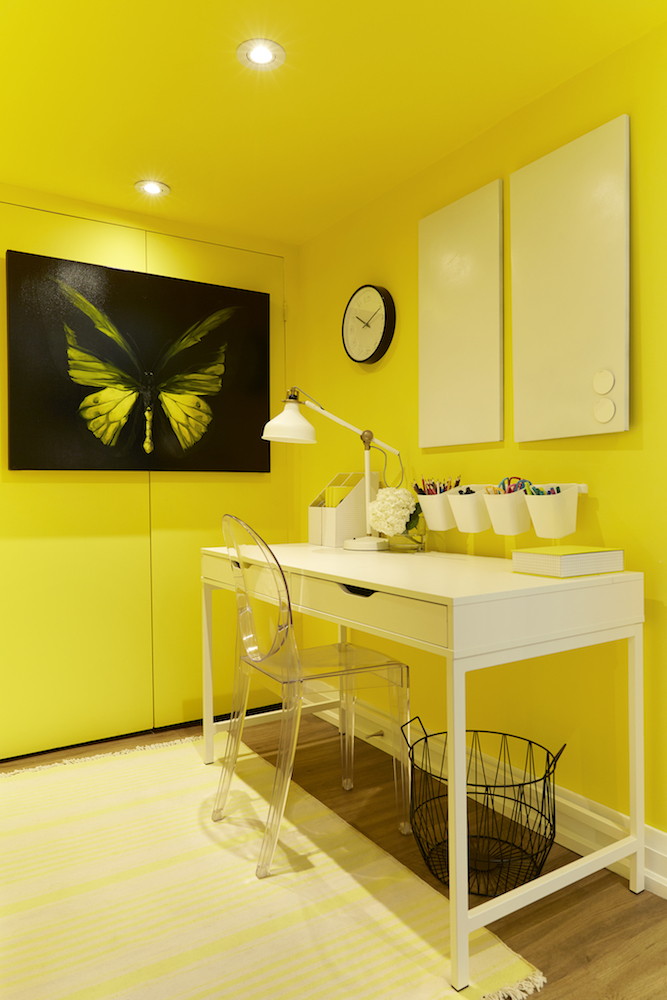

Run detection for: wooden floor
[[5, 717, 667, 998]]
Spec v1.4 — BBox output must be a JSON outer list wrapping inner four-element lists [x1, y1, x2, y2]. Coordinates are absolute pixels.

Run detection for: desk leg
[[337, 625, 351, 779], [202, 582, 215, 765], [628, 626, 645, 893], [447, 655, 469, 991]]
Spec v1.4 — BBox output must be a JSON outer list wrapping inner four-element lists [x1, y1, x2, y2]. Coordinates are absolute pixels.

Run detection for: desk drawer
[[201, 553, 234, 587], [202, 555, 277, 604], [293, 575, 449, 648]]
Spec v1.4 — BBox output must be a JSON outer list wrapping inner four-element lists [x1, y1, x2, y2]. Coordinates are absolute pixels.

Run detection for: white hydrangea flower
[[368, 487, 417, 537]]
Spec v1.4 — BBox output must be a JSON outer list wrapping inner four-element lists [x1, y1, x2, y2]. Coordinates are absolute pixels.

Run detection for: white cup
[[483, 489, 532, 536], [447, 485, 492, 533], [419, 493, 456, 531], [524, 485, 578, 538]]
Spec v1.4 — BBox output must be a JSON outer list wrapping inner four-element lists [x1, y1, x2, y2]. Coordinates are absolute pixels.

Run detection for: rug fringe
[[0, 736, 200, 776], [482, 970, 547, 999]]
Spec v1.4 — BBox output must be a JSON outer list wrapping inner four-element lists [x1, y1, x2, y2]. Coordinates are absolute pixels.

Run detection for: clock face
[[342, 285, 395, 363]]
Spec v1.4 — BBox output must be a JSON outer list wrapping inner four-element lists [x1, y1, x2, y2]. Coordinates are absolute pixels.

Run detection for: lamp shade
[[262, 401, 317, 443]]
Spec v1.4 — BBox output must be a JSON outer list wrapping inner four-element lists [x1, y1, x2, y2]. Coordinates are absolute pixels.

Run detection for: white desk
[[201, 544, 644, 991]]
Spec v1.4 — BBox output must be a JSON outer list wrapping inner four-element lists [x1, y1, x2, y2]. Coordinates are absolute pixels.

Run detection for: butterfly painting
[[7, 251, 270, 472], [59, 280, 233, 455]]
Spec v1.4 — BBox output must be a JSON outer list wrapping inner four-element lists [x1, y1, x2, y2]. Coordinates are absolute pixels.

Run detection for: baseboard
[[316, 701, 667, 902], [554, 782, 667, 900]]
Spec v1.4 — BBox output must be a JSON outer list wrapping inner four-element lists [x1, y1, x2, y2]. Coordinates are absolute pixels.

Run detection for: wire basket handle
[[545, 743, 567, 778], [401, 715, 429, 746]]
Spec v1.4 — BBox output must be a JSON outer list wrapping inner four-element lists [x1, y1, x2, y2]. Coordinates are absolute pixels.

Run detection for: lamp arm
[[302, 399, 400, 456], [366, 433, 400, 457], [303, 399, 362, 437]]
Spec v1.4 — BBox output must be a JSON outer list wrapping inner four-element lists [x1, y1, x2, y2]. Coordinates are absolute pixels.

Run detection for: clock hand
[[356, 315, 371, 328], [366, 307, 381, 324]]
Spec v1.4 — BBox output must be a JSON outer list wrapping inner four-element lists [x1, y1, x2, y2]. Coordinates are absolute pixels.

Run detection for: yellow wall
[[0, 188, 297, 757], [3, 18, 667, 837], [290, 23, 667, 831]]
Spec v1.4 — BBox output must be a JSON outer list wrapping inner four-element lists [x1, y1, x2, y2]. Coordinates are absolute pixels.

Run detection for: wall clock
[[342, 285, 395, 363]]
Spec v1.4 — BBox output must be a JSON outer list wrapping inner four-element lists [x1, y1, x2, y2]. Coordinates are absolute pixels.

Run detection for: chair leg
[[211, 664, 251, 822], [339, 674, 355, 790], [388, 665, 412, 834], [256, 683, 302, 878]]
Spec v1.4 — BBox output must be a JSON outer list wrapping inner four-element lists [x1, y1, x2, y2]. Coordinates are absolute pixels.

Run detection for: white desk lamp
[[262, 386, 401, 551]]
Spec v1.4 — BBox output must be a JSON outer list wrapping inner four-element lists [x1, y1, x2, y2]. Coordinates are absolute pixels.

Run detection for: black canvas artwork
[[6, 251, 270, 471]]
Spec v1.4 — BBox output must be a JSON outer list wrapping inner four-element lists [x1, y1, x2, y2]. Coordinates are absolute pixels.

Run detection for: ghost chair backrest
[[221, 514, 294, 672]]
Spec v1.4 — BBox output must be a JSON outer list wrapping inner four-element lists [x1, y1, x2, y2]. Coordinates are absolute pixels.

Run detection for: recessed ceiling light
[[236, 38, 286, 71], [134, 180, 170, 196]]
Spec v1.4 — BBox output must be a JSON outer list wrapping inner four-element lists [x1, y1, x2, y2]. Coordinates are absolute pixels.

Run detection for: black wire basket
[[403, 718, 565, 897]]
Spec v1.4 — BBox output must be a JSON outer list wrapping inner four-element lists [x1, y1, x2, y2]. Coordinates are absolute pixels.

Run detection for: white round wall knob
[[593, 369, 615, 394], [594, 397, 616, 423]]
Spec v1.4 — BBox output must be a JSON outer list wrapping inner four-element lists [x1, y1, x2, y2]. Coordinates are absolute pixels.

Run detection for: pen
[[414, 475, 462, 495]]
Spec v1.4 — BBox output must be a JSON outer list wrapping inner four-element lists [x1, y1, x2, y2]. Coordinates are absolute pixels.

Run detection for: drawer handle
[[338, 584, 377, 598]]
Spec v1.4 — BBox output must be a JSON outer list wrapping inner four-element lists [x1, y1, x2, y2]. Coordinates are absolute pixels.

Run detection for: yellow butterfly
[[58, 280, 234, 454]]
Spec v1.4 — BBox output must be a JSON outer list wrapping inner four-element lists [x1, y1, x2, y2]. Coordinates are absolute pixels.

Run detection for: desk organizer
[[446, 485, 493, 533], [404, 718, 565, 897], [483, 488, 532, 535], [418, 492, 457, 532], [420, 483, 587, 538], [308, 471, 379, 547], [523, 484, 580, 538]]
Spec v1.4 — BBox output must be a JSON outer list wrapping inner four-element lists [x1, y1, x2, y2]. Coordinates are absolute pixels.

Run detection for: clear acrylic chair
[[211, 514, 411, 878]]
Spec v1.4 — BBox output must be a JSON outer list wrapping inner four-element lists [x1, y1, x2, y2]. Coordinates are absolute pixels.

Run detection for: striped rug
[[1, 738, 545, 1000]]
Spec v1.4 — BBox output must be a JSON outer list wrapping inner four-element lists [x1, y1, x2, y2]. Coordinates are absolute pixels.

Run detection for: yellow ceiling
[[1, 0, 666, 245]]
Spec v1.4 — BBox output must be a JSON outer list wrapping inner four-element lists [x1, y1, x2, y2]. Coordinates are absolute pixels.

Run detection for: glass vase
[[387, 515, 426, 552]]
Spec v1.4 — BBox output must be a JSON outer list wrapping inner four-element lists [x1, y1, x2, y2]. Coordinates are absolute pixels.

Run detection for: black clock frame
[[342, 285, 396, 364]]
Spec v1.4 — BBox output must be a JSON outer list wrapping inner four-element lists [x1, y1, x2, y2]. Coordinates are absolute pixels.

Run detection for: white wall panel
[[418, 179, 503, 448], [511, 115, 629, 442]]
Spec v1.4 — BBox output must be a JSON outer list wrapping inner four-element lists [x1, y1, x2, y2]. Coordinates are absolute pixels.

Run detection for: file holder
[[308, 472, 379, 547]]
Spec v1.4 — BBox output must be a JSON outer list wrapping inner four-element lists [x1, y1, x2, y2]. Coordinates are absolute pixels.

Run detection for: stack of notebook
[[512, 545, 624, 578]]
